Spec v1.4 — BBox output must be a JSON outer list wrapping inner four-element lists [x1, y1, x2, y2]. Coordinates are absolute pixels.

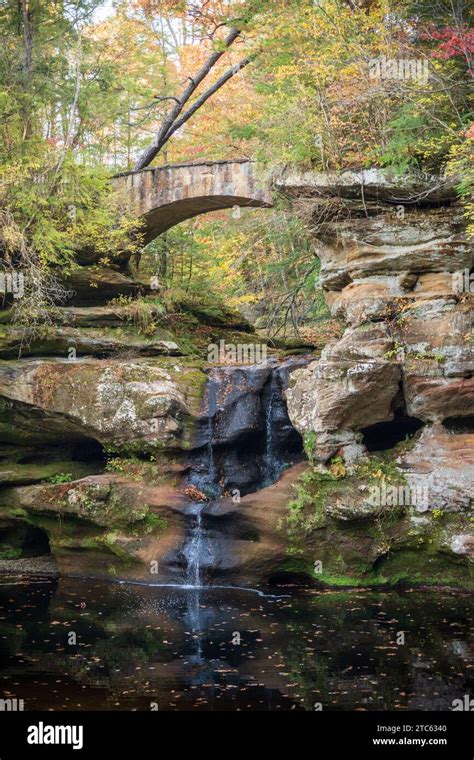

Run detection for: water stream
[[263, 371, 279, 485], [184, 503, 206, 588], [180, 361, 303, 589], [205, 376, 217, 493]]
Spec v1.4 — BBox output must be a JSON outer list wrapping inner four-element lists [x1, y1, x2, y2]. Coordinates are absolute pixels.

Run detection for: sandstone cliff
[[283, 170, 473, 587]]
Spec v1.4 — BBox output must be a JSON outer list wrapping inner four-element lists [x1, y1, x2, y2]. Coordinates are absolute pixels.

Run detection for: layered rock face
[[0, 241, 283, 580], [0, 169, 472, 589], [0, 340, 303, 581], [286, 185, 472, 457], [284, 174, 473, 586]]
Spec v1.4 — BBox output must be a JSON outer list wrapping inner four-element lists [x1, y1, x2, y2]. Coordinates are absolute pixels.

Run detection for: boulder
[[0, 325, 182, 359], [0, 358, 207, 453], [0, 473, 189, 580], [286, 357, 400, 460], [399, 425, 474, 513], [61, 267, 152, 306]]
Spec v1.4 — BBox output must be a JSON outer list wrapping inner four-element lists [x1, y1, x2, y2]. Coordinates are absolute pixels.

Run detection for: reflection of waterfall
[[186, 588, 204, 663]]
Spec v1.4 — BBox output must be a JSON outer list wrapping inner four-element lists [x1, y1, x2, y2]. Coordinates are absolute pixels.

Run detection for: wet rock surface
[[187, 358, 305, 497]]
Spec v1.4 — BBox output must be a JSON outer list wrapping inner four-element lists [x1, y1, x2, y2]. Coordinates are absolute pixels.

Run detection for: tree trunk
[[21, 0, 33, 140], [134, 27, 242, 171], [158, 57, 252, 149]]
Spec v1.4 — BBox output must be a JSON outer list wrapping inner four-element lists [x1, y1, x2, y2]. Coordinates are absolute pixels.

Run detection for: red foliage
[[420, 24, 474, 70]]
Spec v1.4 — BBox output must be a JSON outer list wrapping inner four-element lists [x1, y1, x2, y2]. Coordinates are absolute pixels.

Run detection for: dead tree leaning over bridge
[[133, 27, 252, 172]]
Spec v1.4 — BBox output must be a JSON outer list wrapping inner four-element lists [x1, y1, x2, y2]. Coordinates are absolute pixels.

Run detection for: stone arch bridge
[[113, 159, 273, 244]]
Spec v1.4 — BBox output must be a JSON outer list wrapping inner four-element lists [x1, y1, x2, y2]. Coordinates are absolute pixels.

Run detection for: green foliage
[[286, 467, 340, 535], [140, 512, 168, 534], [0, 544, 22, 560], [0, 1, 142, 285], [303, 431, 318, 461], [109, 295, 166, 336], [46, 472, 74, 484], [447, 135, 474, 236], [250, 0, 472, 201], [142, 204, 330, 337], [380, 107, 433, 173], [354, 455, 407, 485]]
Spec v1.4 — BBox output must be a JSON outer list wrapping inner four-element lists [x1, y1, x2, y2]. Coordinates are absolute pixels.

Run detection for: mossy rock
[[0, 461, 99, 487], [282, 450, 473, 590]]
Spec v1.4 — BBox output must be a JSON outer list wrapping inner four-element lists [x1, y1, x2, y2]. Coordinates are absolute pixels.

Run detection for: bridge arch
[[113, 159, 273, 243]]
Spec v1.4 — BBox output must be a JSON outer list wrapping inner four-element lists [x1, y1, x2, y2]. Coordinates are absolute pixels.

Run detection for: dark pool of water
[[0, 577, 472, 711]]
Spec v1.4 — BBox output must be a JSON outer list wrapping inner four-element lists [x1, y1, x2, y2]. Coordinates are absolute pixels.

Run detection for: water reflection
[[0, 577, 472, 711]]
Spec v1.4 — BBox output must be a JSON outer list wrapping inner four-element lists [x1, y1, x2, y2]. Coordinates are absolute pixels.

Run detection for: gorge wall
[[283, 170, 473, 587], [0, 169, 472, 589]]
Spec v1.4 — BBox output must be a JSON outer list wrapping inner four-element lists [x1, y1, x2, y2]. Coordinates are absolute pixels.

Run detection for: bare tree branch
[[134, 27, 242, 171], [157, 57, 253, 151]]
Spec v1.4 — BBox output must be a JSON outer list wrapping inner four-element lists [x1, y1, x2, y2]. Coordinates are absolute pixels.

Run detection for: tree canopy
[[0, 0, 472, 334]]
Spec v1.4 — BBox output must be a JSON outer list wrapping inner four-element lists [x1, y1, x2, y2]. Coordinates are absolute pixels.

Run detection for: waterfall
[[177, 358, 305, 586], [180, 375, 219, 589], [263, 372, 277, 483], [206, 376, 217, 487], [183, 501, 215, 589], [263, 370, 283, 485], [185, 588, 204, 663], [185, 503, 205, 588]]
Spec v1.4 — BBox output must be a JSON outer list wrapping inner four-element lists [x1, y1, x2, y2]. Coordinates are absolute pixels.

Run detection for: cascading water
[[180, 376, 220, 589], [263, 372, 280, 485], [205, 376, 218, 493], [178, 358, 305, 587], [186, 588, 204, 663], [185, 503, 205, 587]]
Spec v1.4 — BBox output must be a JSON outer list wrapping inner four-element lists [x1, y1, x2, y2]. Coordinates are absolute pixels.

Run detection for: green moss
[[285, 467, 341, 537], [0, 545, 22, 560], [275, 548, 473, 590], [373, 549, 473, 590], [353, 454, 407, 485], [45, 472, 74, 484], [98, 532, 137, 564], [105, 456, 151, 480], [138, 512, 168, 534], [316, 572, 386, 587], [0, 460, 96, 487], [281, 440, 472, 590]]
